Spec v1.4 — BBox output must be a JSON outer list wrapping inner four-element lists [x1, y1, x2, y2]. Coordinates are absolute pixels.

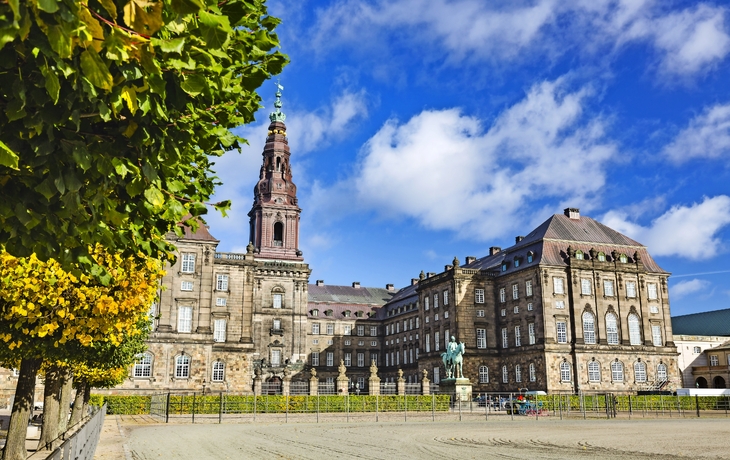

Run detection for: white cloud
[[670, 278, 710, 299], [312, 78, 616, 241], [663, 103, 730, 162], [308, 0, 730, 78], [602, 196, 730, 260]]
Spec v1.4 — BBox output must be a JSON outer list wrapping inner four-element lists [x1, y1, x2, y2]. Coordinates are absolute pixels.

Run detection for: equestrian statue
[[441, 336, 466, 379]]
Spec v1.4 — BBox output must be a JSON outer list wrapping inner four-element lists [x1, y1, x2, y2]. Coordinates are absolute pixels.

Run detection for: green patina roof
[[671, 308, 730, 337]]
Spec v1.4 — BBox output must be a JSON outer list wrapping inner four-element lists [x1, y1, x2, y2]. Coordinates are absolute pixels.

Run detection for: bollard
[[253, 394, 257, 422], [346, 393, 349, 423]]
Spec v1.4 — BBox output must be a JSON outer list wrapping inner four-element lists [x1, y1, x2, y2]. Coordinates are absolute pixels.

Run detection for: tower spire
[[269, 81, 286, 123]]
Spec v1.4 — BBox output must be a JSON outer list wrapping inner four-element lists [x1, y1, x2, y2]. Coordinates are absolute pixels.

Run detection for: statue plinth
[[440, 378, 472, 402]]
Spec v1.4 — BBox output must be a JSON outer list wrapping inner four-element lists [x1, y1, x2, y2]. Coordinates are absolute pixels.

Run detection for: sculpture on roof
[[269, 81, 286, 123]]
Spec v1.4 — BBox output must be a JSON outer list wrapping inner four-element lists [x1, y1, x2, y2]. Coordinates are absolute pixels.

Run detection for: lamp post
[[202, 379, 207, 395]]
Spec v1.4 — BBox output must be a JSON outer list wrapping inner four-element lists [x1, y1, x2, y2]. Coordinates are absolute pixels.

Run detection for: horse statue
[[441, 336, 466, 379]]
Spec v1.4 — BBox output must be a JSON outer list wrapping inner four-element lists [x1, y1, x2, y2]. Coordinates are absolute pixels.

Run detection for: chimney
[[465, 256, 476, 264], [564, 207, 580, 220], [352, 281, 361, 288], [515, 236, 524, 244], [490, 246, 501, 256], [316, 280, 324, 286], [427, 272, 436, 278], [411, 278, 419, 286], [386, 283, 395, 292]]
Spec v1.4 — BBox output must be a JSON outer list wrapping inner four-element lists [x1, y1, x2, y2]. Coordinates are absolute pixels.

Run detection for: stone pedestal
[[337, 376, 349, 395], [253, 375, 262, 395], [282, 377, 291, 396], [421, 370, 430, 396], [440, 378, 472, 402], [309, 376, 319, 395], [368, 360, 380, 395]]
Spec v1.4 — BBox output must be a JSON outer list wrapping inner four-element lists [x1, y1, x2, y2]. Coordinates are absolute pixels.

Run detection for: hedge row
[[90, 395, 152, 415], [534, 395, 730, 411]]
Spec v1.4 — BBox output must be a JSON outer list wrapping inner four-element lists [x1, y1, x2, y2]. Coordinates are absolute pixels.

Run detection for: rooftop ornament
[[269, 81, 286, 123]]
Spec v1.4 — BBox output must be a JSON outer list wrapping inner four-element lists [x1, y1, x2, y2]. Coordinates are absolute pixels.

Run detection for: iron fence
[[290, 382, 309, 396], [28, 404, 106, 460]]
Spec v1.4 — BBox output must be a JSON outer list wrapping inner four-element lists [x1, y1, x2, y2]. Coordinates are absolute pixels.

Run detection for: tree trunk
[[1, 357, 41, 460], [37, 364, 63, 450], [82, 383, 91, 415], [69, 379, 87, 426], [57, 369, 73, 433]]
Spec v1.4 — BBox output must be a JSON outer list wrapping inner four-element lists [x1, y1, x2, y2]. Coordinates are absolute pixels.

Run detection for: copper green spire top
[[269, 81, 286, 123]]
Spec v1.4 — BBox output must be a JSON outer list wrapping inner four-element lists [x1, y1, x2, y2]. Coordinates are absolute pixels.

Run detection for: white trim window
[[445, 329, 450, 349], [212, 361, 225, 382], [475, 289, 485, 304], [273, 319, 282, 331], [499, 287, 506, 303], [175, 355, 190, 378], [603, 280, 615, 297], [344, 325, 351, 335], [502, 365, 508, 383], [553, 277, 565, 294], [357, 325, 365, 336], [370, 326, 377, 336], [651, 325, 662, 346], [502, 328, 508, 348], [555, 300, 565, 309], [515, 364, 522, 383], [425, 334, 430, 353], [529, 363, 536, 382], [650, 305, 659, 314], [626, 281, 636, 298], [479, 365, 489, 383], [477, 328, 487, 349], [710, 355, 719, 366], [588, 361, 600, 382], [327, 323, 334, 335], [311, 352, 320, 366], [326, 352, 334, 367], [272, 293, 282, 309], [628, 314, 641, 345], [514, 326, 521, 347], [434, 332, 440, 351], [657, 363, 668, 380], [357, 352, 365, 367], [528, 323, 535, 345], [526, 280, 533, 297], [501, 309, 506, 317], [581, 279, 591, 295], [433, 294, 439, 309], [611, 361, 624, 382], [415, 317, 420, 328], [216, 274, 229, 291], [512, 284, 519, 300], [434, 367, 440, 384], [634, 361, 647, 382], [647, 283, 658, 300], [443, 290, 449, 305], [133, 353, 152, 378], [424, 297, 429, 310], [177, 306, 192, 333], [216, 297, 227, 306], [556, 321, 567, 343], [513, 306, 519, 314], [560, 361, 571, 382], [181, 253, 195, 273], [477, 309, 485, 317], [606, 313, 619, 345], [181, 281, 193, 292], [271, 349, 281, 367], [527, 302, 533, 311], [312, 322, 320, 335], [582, 312, 596, 344], [213, 319, 226, 342]]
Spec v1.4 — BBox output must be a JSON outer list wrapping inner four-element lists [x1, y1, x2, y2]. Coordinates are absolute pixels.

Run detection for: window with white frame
[[527, 302, 533, 311], [611, 360, 624, 382], [175, 355, 190, 378], [515, 326, 521, 346], [560, 361, 571, 382], [396, 352, 399, 366], [502, 328, 508, 348], [311, 352, 320, 366], [499, 288, 506, 303], [322, 323, 332, 335], [444, 311, 449, 319], [343, 352, 352, 367], [357, 325, 364, 336], [710, 355, 719, 366], [133, 353, 152, 378], [326, 352, 334, 366], [410, 318, 414, 330], [479, 365, 489, 383], [693, 346, 701, 354], [575, 250, 584, 260], [515, 364, 522, 382], [634, 361, 646, 382], [556, 321, 567, 343], [344, 325, 351, 335], [370, 326, 377, 336], [628, 314, 641, 345], [434, 313, 439, 322], [475, 289, 485, 304], [626, 281, 636, 298], [409, 348, 413, 363], [344, 339, 351, 346], [650, 305, 659, 314], [213, 319, 226, 342], [273, 319, 281, 331], [477, 328, 487, 349], [425, 334, 430, 352], [271, 349, 281, 367], [312, 322, 320, 335], [657, 363, 667, 380], [371, 353, 378, 365], [513, 305, 519, 314], [588, 361, 600, 382], [357, 352, 365, 367], [651, 325, 662, 346], [181, 253, 195, 273], [371, 340, 377, 347], [433, 294, 438, 309], [434, 332, 440, 351], [606, 313, 619, 345], [212, 361, 225, 382], [501, 308, 506, 317], [445, 329, 450, 349], [216, 274, 229, 291], [424, 297, 429, 310], [443, 290, 449, 305], [555, 300, 565, 309], [477, 310, 485, 317], [582, 312, 596, 344], [647, 283, 658, 300], [216, 297, 226, 306], [273, 293, 282, 309], [526, 280, 533, 296], [529, 363, 536, 382], [528, 323, 535, 345], [581, 279, 591, 295], [177, 306, 192, 333], [415, 317, 420, 328], [553, 277, 564, 294], [502, 365, 508, 383], [434, 367, 440, 384], [181, 281, 193, 291], [512, 284, 519, 300], [404, 349, 408, 364], [603, 280, 614, 297], [397, 322, 401, 333]]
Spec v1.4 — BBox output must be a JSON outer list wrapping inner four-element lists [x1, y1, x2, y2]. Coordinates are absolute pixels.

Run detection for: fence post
[[253, 394, 257, 422], [219, 391, 223, 424], [192, 392, 196, 424], [432, 393, 435, 422], [581, 392, 586, 420], [285, 394, 289, 424], [510, 393, 514, 421], [695, 395, 700, 418], [346, 392, 349, 423], [404, 394, 408, 422], [628, 395, 632, 419], [376, 394, 379, 423], [165, 392, 170, 424], [558, 393, 562, 420], [316, 394, 319, 424]]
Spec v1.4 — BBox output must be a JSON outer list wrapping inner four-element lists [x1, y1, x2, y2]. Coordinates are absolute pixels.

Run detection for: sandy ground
[[93, 413, 730, 460]]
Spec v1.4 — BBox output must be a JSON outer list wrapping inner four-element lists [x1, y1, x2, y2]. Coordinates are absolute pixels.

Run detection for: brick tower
[[248, 85, 303, 261]]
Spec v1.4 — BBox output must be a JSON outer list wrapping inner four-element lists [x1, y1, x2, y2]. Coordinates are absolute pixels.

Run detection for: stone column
[[282, 367, 291, 396], [396, 369, 406, 395], [368, 360, 381, 396], [253, 368, 262, 395], [336, 360, 349, 395], [421, 369, 430, 395], [309, 369, 319, 396]]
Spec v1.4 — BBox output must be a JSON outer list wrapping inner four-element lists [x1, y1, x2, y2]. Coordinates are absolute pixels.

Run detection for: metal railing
[[29, 404, 106, 460]]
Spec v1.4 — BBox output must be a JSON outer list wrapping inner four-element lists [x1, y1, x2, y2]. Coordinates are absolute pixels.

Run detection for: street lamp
[[202, 379, 207, 395]]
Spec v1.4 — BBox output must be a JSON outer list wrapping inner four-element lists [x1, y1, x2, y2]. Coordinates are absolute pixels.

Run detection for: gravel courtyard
[[95, 415, 730, 459]]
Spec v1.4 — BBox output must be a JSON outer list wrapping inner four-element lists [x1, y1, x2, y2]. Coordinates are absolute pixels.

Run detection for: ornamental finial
[[269, 80, 286, 123]]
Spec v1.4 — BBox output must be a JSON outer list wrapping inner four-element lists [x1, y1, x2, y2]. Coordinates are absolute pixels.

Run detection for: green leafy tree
[[0, 0, 286, 269]]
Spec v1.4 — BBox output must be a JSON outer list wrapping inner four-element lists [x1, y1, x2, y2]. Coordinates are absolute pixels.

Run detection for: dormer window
[[311, 309, 319, 316], [619, 254, 628, 263], [597, 252, 606, 262], [575, 250, 584, 260], [526, 251, 534, 263], [501, 263, 508, 272], [343, 310, 351, 317], [514, 257, 521, 268], [355, 311, 364, 318], [325, 309, 333, 317]]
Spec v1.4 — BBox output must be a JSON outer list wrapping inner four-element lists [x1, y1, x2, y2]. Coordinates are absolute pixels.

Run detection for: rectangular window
[[527, 302, 533, 311], [311, 352, 320, 366], [433, 294, 439, 309], [513, 306, 519, 314], [344, 339, 351, 346], [326, 352, 334, 366], [526, 280, 533, 296], [370, 326, 377, 336], [652, 325, 662, 347], [515, 365, 522, 383], [475, 289, 485, 304], [181, 281, 193, 291], [357, 325, 364, 336], [514, 326, 521, 347], [443, 290, 449, 305], [212, 362, 225, 382], [555, 300, 565, 309], [433, 367, 440, 384], [216, 274, 229, 291], [445, 329, 450, 349], [273, 319, 281, 331], [477, 328, 486, 349], [273, 293, 282, 309], [371, 340, 377, 347], [371, 353, 378, 366], [553, 278, 564, 294], [425, 334, 430, 352], [626, 281, 636, 298], [409, 318, 413, 330], [344, 353, 352, 367], [581, 279, 591, 295], [556, 321, 567, 343], [397, 322, 400, 333], [502, 366, 508, 383], [512, 284, 519, 300], [386, 353, 389, 367], [344, 325, 352, 335], [181, 253, 195, 273], [499, 288, 506, 303], [396, 352, 399, 366], [177, 306, 192, 333], [693, 346, 701, 354], [603, 280, 614, 297], [476, 309, 485, 317], [501, 308, 506, 317], [650, 305, 659, 314], [435, 332, 440, 351], [312, 323, 320, 335], [648, 283, 658, 300], [216, 297, 227, 306], [326, 323, 334, 335], [271, 350, 281, 367], [424, 297, 429, 310], [502, 328, 508, 348], [213, 319, 226, 342], [529, 323, 535, 345], [529, 363, 536, 382], [710, 355, 719, 366], [312, 339, 319, 345], [357, 352, 365, 367]]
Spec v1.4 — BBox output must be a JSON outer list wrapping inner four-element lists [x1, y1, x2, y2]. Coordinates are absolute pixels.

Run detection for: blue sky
[[207, 0, 730, 317]]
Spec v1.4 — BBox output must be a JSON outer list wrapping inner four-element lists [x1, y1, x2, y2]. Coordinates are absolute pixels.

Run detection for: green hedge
[[90, 395, 152, 415], [534, 395, 730, 412]]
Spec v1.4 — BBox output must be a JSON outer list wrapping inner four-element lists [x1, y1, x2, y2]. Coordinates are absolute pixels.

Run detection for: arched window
[[502, 365, 508, 383], [212, 361, 225, 382], [634, 361, 646, 382], [560, 361, 571, 382], [276, 156, 281, 171], [479, 366, 489, 383], [529, 363, 536, 382], [611, 360, 624, 382], [628, 314, 641, 345], [273, 222, 283, 246], [588, 360, 600, 382], [606, 313, 619, 345], [133, 352, 152, 378], [657, 363, 668, 381], [175, 355, 190, 379], [575, 250, 584, 260], [582, 312, 596, 344]]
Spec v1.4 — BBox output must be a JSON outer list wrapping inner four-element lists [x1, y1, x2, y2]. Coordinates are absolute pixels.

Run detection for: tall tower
[[248, 85, 303, 261]]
